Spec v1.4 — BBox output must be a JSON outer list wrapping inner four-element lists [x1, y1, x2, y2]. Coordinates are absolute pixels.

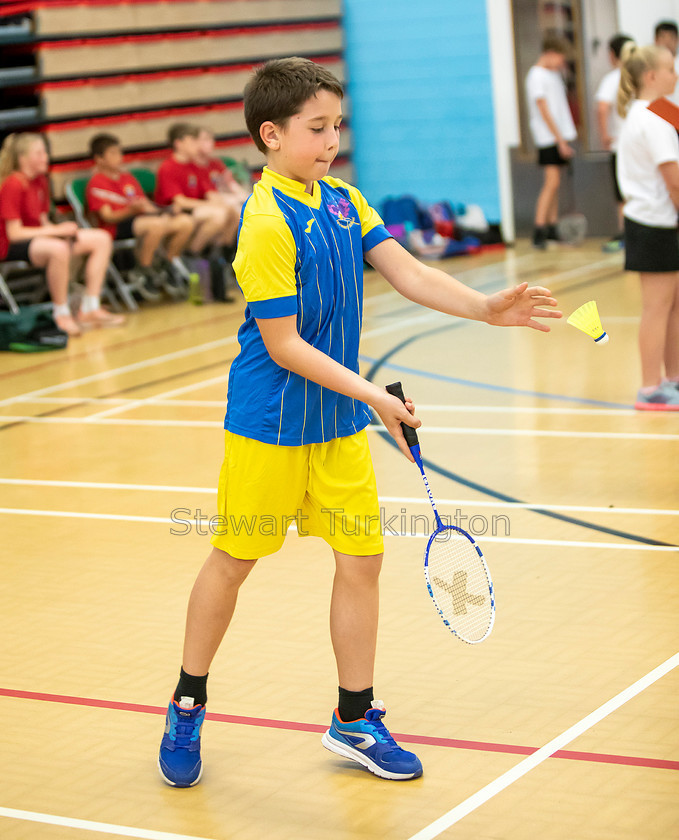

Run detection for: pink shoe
[[54, 314, 81, 336], [78, 308, 126, 328]]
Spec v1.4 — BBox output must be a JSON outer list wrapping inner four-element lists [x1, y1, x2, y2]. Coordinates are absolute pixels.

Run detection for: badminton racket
[[386, 381, 495, 643]]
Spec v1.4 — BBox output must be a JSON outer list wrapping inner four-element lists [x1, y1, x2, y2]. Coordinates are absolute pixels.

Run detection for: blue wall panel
[[342, 0, 500, 221]]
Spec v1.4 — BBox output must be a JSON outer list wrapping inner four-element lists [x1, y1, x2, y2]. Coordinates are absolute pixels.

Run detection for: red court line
[[1, 687, 677, 772]]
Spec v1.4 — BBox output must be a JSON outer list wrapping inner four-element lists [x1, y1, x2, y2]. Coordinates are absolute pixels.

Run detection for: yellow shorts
[[210, 429, 384, 559]]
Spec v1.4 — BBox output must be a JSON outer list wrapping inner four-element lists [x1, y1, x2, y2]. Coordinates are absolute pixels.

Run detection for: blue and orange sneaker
[[321, 701, 423, 780], [635, 383, 679, 411], [158, 697, 205, 787]]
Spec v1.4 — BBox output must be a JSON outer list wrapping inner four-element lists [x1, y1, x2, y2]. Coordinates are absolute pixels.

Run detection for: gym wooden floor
[[1, 239, 677, 840]]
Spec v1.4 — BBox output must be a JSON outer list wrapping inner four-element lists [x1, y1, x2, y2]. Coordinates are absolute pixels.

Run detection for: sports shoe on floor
[[602, 235, 624, 253], [321, 700, 423, 780], [126, 267, 162, 302], [546, 224, 560, 243], [634, 383, 679, 411], [158, 697, 206, 787], [532, 227, 548, 250]]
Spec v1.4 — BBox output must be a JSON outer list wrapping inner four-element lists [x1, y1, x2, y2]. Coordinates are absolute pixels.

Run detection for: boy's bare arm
[[6, 217, 78, 240], [172, 194, 208, 211], [366, 238, 561, 331], [256, 314, 420, 461], [98, 200, 146, 224]]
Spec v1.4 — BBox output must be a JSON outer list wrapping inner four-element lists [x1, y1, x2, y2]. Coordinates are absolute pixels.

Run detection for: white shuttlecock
[[566, 300, 608, 345]]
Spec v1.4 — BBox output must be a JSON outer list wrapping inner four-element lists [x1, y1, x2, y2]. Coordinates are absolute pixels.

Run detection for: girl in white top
[[525, 35, 577, 249], [616, 43, 679, 409]]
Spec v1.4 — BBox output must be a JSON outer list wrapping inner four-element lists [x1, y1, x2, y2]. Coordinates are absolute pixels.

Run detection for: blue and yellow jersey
[[225, 167, 392, 446]]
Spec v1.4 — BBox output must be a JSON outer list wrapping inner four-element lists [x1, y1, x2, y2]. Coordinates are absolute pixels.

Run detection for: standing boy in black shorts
[[525, 35, 577, 248]]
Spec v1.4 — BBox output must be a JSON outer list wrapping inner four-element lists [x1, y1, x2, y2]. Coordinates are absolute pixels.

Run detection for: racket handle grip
[[385, 381, 420, 448]]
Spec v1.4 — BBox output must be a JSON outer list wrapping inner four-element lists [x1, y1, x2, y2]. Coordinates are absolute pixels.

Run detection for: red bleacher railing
[[2, 0, 315, 18]]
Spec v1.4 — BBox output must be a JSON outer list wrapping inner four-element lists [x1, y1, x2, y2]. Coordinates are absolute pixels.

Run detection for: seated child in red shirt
[[87, 133, 194, 297], [0, 132, 122, 335], [195, 127, 249, 222], [155, 123, 239, 255]]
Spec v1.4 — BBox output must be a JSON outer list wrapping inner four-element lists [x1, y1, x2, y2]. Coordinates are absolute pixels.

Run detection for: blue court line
[[362, 296, 674, 547], [360, 355, 632, 409], [373, 430, 674, 548]]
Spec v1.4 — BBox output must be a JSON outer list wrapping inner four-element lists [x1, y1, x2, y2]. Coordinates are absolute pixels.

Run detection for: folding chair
[[0, 262, 26, 314], [127, 167, 191, 287], [65, 177, 138, 311], [219, 156, 251, 189], [129, 167, 156, 198]]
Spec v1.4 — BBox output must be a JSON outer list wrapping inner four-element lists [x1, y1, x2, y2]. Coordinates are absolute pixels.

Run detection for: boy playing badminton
[[158, 57, 561, 786]]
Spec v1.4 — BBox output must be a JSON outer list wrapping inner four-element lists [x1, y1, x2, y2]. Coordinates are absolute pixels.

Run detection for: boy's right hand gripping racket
[[386, 382, 495, 644]]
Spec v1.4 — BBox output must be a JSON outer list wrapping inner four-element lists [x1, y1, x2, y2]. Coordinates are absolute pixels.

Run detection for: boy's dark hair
[[541, 31, 569, 55], [655, 20, 679, 38], [609, 33, 633, 59], [90, 132, 120, 159], [168, 122, 200, 147], [243, 57, 344, 154]]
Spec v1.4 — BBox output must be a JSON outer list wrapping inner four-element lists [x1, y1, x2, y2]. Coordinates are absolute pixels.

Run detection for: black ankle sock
[[338, 686, 374, 722], [173, 667, 208, 707]]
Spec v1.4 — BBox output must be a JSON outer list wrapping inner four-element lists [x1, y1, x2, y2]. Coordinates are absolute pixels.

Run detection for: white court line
[[407, 651, 679, 840], [0, 308, 437, 409], [2, 415, 675, 441], [360, 310, 446, 340], [84, 373, 229, 420], [25, 396, 227, 408], [0, 286, 399, 409], [0, 335, 238, 407], [416, 405, 640, 417], [397, 426, 678, 441], [0, 416, 217, 428], [0, 251, 616, 409], [540, 255, 622, 286], [0, 807, 216, 840], [1, 479, 676, 518], [379, 495, 679, 517], [0, 508, 676, 551], [11, 399, 643, 417], [9, 398, 642, 415], [0, 478, 215, 493]]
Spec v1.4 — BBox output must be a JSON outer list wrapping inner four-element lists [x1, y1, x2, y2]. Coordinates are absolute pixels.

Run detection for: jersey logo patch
[[305, 218, 315, 234], [327, 198, 356, 230]]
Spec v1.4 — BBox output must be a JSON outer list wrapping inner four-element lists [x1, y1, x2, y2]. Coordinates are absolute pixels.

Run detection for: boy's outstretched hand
[[484, 282, 562, 332]]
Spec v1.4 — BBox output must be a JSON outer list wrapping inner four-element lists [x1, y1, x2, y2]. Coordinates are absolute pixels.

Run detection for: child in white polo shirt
[[525, 34, 577, 249], [617, 42, 679, 410]]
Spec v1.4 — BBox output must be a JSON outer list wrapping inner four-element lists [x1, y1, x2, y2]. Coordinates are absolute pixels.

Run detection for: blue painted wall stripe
[[342, 0, 500, 220]]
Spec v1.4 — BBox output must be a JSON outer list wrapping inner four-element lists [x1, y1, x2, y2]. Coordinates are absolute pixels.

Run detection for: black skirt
[[624, 216, 679, 273]]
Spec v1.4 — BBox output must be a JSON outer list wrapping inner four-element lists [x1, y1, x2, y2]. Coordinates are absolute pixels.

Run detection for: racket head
[[424, 525, 495, 644]]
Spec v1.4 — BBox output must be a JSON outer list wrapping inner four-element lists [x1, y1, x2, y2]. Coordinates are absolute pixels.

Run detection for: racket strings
[[426, 530, 493, 643]]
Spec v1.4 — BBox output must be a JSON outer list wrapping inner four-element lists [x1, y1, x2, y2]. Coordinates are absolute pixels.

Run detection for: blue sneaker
[[158, 697, 205, 787], [321, 701, 423, 780]]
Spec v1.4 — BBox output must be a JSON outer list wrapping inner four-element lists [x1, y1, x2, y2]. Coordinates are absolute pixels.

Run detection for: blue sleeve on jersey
[[362, 223, 393, 254], [248, 295, 298, 319]]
